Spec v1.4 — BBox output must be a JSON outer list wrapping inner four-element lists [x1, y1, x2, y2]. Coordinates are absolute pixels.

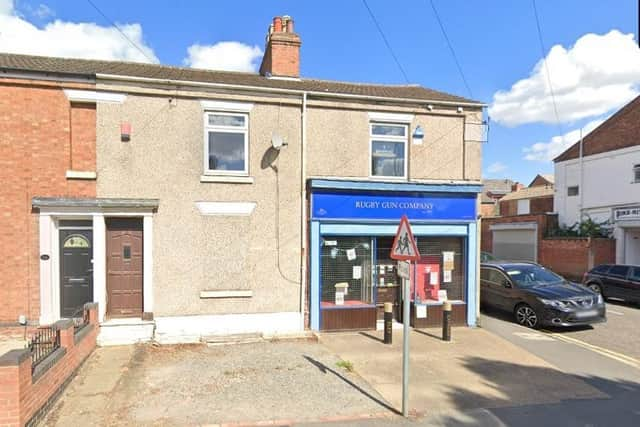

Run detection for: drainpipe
[[579, 128, 584, 221], [300, 92, 308, 331]]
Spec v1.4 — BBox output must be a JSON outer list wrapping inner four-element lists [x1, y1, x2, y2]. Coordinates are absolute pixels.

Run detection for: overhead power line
[[85, 0, 156, 63], [428, 0, 473, 99], [531, 0, 562, 129], [361, 0, 410, 84]]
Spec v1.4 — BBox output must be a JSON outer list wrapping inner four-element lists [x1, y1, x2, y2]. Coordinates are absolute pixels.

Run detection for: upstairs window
[[370, 123, 408, 179], [204, 112, 248, 175], [634, 164, 640, 183], [517, 199, 530, 215], [567, 186, 579, 197]]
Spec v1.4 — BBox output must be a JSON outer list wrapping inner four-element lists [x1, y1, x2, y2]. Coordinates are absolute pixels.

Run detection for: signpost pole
[[402, 266, 410, 417]]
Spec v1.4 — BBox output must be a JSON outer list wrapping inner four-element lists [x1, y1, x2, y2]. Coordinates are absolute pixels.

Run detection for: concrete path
[[42, 341, 390, 426], [318, 327, 604, 418]]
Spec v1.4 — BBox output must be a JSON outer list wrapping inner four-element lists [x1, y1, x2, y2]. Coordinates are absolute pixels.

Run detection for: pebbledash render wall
[[96, 86, 303, 339], [0, 78, 96, 325], [95, 80, 483, 338]]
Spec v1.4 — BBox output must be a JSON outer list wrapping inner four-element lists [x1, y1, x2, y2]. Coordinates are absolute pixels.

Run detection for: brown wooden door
[[106, 218, 143, 317]]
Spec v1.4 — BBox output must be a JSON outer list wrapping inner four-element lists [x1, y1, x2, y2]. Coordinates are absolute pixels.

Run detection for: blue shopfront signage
[[311, 191, 476, 221]]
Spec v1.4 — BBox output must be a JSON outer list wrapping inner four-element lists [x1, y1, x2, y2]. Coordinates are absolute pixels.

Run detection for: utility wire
[[531, 0, 562, 129], [361, 0, 410, 83], [85, 0, 156, 63], [428, 0, 473, 99]]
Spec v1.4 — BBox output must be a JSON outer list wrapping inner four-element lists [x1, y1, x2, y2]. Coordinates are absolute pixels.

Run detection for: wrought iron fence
[[27, 326, 60, 373]]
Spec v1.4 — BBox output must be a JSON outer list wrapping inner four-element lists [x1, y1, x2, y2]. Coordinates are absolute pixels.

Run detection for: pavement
[[318, 327, 603, 417], [42, 340, 390, 426], [39, 302, 640, 426]]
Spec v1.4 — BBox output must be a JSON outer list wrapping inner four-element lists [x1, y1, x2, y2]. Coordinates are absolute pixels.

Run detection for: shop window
[[567, 186, 579, 196], [204, 112, 249, 175], [415, 237, 466, 302], [320, 237, 374, 307], [370, 123, 408, 178]]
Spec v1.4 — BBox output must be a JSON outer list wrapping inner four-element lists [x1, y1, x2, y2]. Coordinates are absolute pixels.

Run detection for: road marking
[[541, 330, 640, 369], [513, 332, 555, 341], [607, 309, 624, 315]]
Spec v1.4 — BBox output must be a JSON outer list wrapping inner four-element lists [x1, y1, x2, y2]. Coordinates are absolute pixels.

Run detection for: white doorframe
[[37, 208, 154, 324]]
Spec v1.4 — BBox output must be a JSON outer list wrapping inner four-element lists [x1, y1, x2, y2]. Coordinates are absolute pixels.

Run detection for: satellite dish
[[271, 133, 287, 150]]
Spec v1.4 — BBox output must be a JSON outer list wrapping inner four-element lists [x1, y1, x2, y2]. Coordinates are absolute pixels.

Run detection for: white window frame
[[203, 111, 249, 176], [517, 199, 530, 215], [369, 122, 408, 180]]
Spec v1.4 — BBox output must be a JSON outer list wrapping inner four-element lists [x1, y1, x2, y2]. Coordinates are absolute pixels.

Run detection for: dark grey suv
[[481, 261, 606, 328], [582, 264, 640, 304]]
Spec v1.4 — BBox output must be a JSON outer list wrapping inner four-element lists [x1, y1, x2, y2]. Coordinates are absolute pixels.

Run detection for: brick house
[[555, 95, 640, 265], [1, 16, 485, 342], [0, 73, 98, 329], [480, 179, 515, 217], [481, 177, 554, 262]]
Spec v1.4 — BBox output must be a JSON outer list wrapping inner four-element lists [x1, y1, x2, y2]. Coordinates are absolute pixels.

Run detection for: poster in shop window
[[442, 251, 455, 271]]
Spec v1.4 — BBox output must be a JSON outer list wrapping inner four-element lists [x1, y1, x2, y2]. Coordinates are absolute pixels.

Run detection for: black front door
[[60, 227, 93, 318]]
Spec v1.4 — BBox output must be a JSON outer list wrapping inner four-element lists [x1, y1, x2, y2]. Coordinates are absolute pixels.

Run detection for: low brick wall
[[0, 303, 99, 427], [539, 238, 616, 281]]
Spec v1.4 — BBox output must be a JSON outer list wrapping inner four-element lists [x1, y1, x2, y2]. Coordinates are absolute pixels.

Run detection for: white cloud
[[486, 161, 508, 175], [184, 41, 262, 72], [523, 118, 605, 162], [0, 0, 158, 62], [490, 30, 640, 126]]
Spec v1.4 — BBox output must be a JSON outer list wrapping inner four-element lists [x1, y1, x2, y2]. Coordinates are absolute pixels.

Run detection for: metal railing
[[27, 326, 60, 373]]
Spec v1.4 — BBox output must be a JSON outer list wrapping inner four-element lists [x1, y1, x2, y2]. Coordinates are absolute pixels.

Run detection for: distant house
[[481, 177, 555, 262], [480, 179, 514, 217], [554, 95, 640, 264]]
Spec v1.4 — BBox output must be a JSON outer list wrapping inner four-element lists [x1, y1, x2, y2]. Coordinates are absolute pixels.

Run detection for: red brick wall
[[0, 304, 98, 427], [0, 79, 96, 324], [539, 238, 616, 281]]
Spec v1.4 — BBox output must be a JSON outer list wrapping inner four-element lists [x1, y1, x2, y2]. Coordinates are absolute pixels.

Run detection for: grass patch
[[336, 359, 354, 372]]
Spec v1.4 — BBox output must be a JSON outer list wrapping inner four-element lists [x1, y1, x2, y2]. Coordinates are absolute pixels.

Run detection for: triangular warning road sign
[[390, 215, 420, 261]]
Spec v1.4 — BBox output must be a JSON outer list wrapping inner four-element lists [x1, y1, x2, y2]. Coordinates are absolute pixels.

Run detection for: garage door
[[492, 228, 537, 262]]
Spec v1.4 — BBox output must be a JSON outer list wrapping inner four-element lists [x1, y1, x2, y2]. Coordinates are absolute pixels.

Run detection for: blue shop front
[[309, 179, 482, 331]]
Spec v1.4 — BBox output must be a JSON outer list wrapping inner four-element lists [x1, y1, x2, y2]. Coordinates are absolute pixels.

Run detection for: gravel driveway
[[43, 340, 391, 426]]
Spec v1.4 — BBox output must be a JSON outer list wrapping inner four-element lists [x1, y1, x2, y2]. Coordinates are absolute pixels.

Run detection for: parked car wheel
[[515, 303, 539, 328], [586, 282, 605, 299]]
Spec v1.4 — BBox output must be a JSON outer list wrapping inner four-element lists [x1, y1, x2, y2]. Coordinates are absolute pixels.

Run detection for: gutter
[[96, 73, 486, 108]]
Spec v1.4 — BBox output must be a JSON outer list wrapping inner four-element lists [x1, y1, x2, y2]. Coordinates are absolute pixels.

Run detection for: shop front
[[308, 179, 481, 332]]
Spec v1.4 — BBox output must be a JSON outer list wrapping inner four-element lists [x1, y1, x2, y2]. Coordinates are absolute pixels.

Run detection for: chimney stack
[[259, 15, 301, 78]]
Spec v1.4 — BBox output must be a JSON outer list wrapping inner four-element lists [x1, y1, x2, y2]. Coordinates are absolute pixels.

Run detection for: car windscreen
[[504, 265, 564, 288]]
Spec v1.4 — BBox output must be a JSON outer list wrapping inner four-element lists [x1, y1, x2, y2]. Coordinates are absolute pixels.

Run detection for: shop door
[[106, 218, 143, 317], [60, 228, 93, 318]]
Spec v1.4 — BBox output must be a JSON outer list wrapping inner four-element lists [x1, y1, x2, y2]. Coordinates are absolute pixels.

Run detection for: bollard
[[442, 300, 452, 342], [384, 302, 393, 344]]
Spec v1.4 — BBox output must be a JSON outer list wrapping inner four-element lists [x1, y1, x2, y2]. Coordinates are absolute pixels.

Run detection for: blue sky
[[2, 0, 638, 185]]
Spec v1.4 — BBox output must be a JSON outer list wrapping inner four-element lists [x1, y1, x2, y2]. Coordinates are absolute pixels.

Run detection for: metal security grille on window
[[634, 165, 640, 183], [567, 186, 579, 196], [371, 123, 407, 178], [321, 237, 373, 306], [205, 112, 248, 174], [416, 237, 466, 301]]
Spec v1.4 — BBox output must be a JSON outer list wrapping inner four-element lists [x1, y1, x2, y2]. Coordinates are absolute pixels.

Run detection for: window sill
[[66, 170, 97, 180], [200, 290, 252, 299], [200, 175, 254, 184]]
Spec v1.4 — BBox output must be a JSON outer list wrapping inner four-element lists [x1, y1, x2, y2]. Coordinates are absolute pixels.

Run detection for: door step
[[98, 319, 155, 346]]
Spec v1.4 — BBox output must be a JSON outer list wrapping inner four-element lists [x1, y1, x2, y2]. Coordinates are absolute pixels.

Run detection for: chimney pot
[[273, 16, 282, 33], [286, 18, 294, 33]]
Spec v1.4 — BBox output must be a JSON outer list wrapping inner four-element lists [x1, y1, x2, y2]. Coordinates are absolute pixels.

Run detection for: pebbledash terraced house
[[0, 16, 486, 345]]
